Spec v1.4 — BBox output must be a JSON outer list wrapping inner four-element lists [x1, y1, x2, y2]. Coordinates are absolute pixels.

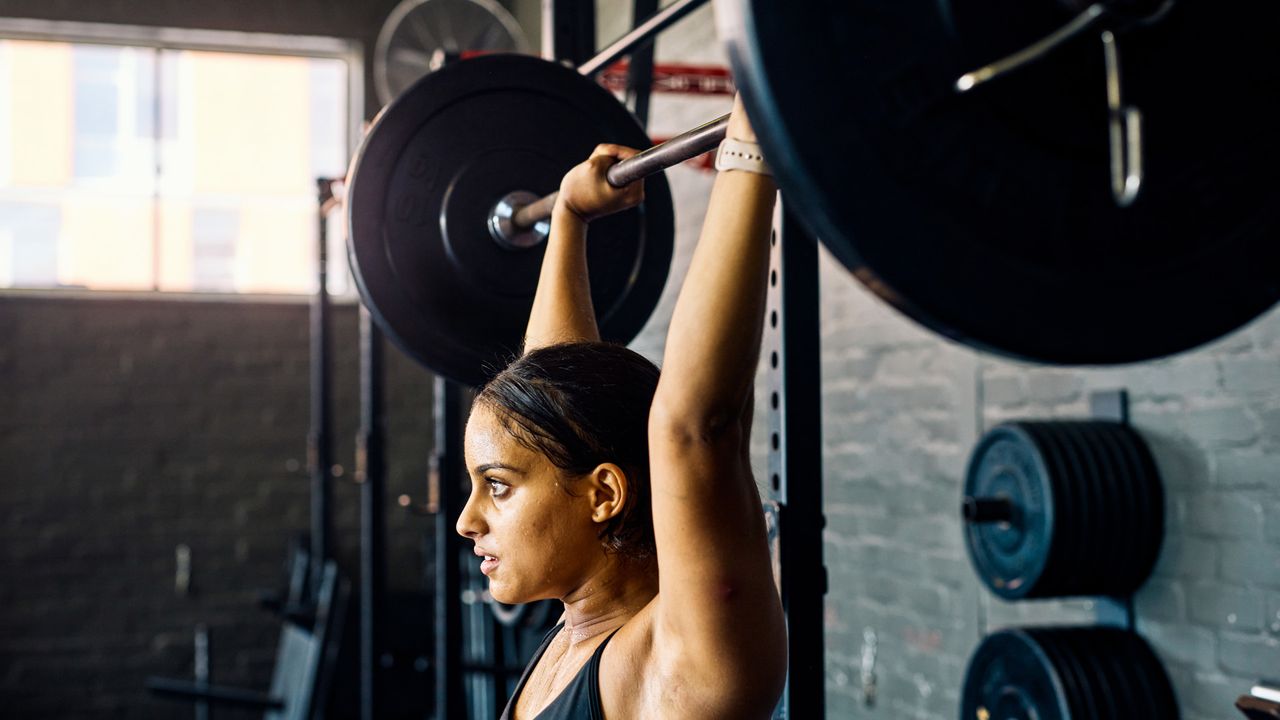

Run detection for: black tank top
[[499, 623, 620, 720]]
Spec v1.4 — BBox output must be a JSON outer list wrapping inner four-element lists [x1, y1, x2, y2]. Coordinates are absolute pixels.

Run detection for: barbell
[[348, 0, 1280, 387], [347, 54, 675, 387]]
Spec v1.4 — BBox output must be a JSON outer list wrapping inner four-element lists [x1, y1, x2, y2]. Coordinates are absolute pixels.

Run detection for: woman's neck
[[558, 555, 658, 645]]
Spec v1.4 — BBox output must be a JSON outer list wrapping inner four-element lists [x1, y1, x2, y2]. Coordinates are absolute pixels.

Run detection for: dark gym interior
[[1, 1, 1277, 719]]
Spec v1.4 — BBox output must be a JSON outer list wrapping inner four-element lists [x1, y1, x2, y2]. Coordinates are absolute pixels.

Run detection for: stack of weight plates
[[961, 627, 1178, 720], [962, 421, 1164, 599]]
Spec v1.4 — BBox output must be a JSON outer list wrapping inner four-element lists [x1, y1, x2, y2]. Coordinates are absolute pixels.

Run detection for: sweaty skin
[[456, 95, 787, 719]]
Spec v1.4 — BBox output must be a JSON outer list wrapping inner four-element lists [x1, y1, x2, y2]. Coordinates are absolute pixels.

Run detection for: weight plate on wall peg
[[961, 629, 1070, 720], [1113, 423, 1165, 584], [1054, 422, 1113, 594], [1026, 422, 1086, 598], [1096, 633, 1141, 719], [1073, 423, 1134, 584], [965, 419, 1167, 599], [1094, 420, 1163, 586], [962, 423, 1056, 599], [1071, 421, 1139, 592], [964, 628, 1180, 719]]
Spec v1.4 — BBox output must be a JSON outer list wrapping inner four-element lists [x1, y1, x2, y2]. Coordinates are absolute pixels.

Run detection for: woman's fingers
[[558, 145, 647, 221], [591, 143, 642, 161]]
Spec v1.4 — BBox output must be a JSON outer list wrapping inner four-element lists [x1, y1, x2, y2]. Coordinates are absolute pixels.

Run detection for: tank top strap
[[499, 622, 564, 720], [585, 626, 622, 714]]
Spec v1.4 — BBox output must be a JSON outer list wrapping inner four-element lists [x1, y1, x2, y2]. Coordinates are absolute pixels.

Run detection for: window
[[0, 201, 59, 286], [191, 207, 238, 291], [0, 22, 357, 294]]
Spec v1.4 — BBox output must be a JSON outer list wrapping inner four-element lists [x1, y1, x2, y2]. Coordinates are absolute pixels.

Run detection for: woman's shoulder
[[597, 599, 663, 718], [597, 595, 780, 719]]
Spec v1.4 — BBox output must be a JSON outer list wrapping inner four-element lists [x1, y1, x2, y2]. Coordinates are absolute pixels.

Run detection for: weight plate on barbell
[[348, 54, 674, 386], [719, 0, 1280, 364]]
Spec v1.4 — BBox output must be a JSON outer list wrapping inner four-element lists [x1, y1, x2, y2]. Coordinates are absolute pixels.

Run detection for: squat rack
[[352, 0, 827, 716]]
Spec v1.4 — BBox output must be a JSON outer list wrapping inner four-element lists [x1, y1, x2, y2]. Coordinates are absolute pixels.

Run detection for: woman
[[456, 95, 786, 719]]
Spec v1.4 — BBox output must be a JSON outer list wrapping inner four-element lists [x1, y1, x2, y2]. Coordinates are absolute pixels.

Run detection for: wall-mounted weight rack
[[959, 389, 1178, 718]]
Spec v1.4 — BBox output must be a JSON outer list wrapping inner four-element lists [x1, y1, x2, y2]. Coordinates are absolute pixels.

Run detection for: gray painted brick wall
[[813, 246, 1280, 719], [0, 294, 435, 718]]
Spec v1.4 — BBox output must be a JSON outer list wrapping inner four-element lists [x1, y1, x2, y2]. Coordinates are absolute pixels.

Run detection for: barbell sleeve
[[509, 113, 729, 231]]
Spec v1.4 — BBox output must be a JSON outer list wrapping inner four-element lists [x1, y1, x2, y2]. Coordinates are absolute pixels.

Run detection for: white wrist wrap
[[714, 138, 772, 176]]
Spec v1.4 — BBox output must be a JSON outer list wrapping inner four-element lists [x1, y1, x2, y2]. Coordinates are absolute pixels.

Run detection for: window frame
[[0, 16, 363, 301]]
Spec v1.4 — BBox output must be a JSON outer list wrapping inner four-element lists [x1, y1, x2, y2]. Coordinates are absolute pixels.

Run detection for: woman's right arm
[[523, 144, 643, 352]]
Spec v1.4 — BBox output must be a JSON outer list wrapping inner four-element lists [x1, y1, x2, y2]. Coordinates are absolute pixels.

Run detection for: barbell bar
[[494, 112, 729, 247]]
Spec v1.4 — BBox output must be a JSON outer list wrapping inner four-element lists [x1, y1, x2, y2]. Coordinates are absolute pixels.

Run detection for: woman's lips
[[475, 547, 499, 576]]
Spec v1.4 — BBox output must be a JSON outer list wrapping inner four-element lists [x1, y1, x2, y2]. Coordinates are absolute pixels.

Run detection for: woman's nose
[[455, 489, 484, 538]]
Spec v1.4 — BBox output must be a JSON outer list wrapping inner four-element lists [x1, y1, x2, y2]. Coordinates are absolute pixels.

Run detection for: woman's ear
[[586, 463, 628, 524]]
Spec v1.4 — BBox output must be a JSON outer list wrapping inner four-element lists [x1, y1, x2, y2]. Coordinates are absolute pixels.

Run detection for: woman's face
[[456, 404, 605, 604]]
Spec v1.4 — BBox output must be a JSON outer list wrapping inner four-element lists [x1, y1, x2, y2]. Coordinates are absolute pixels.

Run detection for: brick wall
[[815, 249, 1280, 719], [0, 293, 435, 718]]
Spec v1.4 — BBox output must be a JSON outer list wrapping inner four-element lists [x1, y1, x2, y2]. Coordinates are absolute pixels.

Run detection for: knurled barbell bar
[[489, 113, 730, 251]]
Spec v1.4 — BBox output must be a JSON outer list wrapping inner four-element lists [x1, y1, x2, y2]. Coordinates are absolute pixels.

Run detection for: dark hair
[[475, 341, 659, 560]]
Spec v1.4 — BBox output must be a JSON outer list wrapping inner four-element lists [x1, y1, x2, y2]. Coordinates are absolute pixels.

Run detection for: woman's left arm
[[647, 97, 788, 710]]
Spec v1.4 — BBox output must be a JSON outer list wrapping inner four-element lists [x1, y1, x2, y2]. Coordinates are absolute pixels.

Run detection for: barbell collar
[[507, 113, 729, 233], [489, 190, 551, 250]]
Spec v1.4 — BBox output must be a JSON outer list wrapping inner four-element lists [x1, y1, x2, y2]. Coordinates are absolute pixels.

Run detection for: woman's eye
[[486, 479, 509, 498]]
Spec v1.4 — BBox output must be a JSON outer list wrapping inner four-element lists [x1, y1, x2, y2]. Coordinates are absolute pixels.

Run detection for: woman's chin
[[487, 582, 521, 605]]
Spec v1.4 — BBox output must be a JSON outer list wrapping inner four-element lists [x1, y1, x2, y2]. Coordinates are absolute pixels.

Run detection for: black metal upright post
[[765, 203, 826, 719], [434, 379, 467, 719], [357, 306, 387, 720], [542, 0, 596, 66], [626, 0, 659, 128], [309, 178, 335, 601]]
